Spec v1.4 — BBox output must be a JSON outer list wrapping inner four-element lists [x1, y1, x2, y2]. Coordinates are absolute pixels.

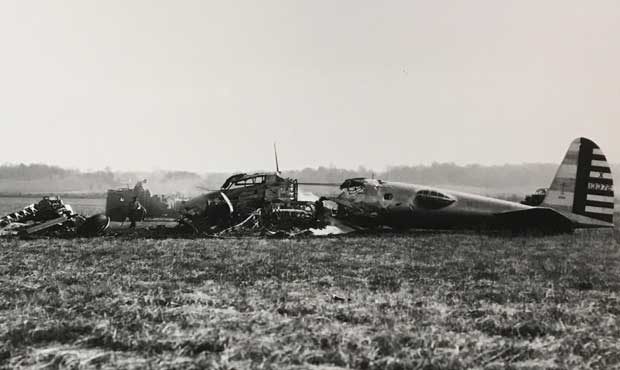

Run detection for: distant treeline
[[0, 192, 106, 199], [286, 163, 560, 193], [287, 163, 620, 197], [1, 163, 619, 199], [0, 164, 115, 183], [0, 164, 203, 195]]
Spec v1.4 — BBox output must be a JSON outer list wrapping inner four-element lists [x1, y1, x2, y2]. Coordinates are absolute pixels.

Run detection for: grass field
[[1, 230, 619, 369]]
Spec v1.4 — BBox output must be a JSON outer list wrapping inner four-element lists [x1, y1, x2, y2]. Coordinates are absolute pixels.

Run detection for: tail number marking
[[588, 182, 613, 192]]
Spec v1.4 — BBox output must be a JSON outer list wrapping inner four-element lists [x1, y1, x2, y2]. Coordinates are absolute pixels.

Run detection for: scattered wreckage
[[0, 173, 326, 238], [2, 137, 612, 238], [0, 196, 110, 237]]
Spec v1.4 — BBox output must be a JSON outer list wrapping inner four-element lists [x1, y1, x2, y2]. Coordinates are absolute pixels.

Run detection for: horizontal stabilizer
[[495, 208, 574, 233]]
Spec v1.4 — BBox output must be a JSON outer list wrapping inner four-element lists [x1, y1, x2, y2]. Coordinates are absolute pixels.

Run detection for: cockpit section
[[339, 178, 384, 195], [414, 189, 455, 209], [219, 172, 298, 205]]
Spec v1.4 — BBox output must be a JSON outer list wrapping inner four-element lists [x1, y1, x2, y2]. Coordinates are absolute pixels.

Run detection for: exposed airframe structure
[[179, 172, 323, 234]]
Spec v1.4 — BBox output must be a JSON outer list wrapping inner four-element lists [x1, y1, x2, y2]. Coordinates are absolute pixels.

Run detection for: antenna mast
[[273, 142, 280, 173]]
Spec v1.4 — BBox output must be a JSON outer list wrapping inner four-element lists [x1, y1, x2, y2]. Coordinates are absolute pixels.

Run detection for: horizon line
[[1, 161, 611, 175]]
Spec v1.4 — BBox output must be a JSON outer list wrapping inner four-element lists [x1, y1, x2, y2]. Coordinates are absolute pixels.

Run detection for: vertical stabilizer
[[542, 138, 614, 226]]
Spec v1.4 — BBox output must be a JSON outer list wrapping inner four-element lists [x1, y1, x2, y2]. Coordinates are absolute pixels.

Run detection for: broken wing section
[[494, 207, 575, 233]]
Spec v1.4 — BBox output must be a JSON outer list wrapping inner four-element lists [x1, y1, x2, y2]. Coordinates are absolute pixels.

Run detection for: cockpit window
[[384, 193, 393, 200], [415, 189, 455, 209], [229, 176, 266, 189]]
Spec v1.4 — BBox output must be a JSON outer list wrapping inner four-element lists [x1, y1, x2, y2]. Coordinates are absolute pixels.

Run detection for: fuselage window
[[384, 193, 393, 200], [415, 190, 455, 209]]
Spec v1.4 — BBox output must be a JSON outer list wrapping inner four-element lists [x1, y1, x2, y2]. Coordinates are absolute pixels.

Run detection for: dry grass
[[1, 229, 619, 369]]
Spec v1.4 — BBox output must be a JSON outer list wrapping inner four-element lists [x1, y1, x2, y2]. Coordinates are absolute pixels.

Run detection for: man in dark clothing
[[204, 198, 232, 231], [128, 197, 146, 228]]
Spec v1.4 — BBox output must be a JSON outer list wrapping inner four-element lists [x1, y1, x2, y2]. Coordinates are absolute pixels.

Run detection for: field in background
[[1, 230, 619, 368]]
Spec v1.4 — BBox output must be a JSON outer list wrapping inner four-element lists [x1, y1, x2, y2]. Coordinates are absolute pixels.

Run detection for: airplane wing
[[494, 207, 575, 233]]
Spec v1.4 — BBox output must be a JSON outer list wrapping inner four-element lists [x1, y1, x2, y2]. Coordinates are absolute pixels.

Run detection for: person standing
[[128, 196, 146, 228]]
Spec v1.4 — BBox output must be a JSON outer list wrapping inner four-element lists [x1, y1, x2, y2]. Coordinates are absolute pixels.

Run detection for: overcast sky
[[0, 1, 618, 172]]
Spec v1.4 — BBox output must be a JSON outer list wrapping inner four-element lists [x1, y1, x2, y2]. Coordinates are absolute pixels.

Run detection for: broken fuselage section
[[321, 137, 615, 234], [320, 178, 574, 233]]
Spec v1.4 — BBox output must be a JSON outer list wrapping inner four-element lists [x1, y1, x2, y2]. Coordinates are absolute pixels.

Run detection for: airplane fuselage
[[325, 179, 537, 230]]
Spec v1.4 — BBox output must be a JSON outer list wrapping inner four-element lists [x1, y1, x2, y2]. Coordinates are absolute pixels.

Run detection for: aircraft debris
[[0, 196, 110, 237], [106, 180, 179, 222], [178, 172, 326, 235], [331, 294, 350, 302]]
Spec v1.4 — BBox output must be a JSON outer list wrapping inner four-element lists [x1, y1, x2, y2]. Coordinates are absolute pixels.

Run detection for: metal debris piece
[[0, 196, 109, 237]]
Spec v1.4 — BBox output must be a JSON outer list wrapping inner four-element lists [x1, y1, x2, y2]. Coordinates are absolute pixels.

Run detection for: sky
[[0, 1, 618, 173]]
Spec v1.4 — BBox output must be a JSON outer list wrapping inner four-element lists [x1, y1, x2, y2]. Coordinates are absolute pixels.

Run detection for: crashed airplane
[[178, 137, 613, 235], [319, 138, 614, 233], [2, 137, 611, 237]]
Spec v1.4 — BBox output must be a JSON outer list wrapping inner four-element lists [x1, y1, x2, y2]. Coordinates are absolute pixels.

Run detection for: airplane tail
[[542, 137, 614, 227]]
